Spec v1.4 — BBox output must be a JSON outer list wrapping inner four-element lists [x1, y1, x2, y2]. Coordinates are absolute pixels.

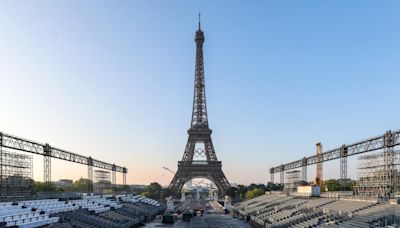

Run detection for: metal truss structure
[[0, 150, 33, 197], [168, 16, 230, 196], [95, 170, 111, 182], [270, 130, 400, 185], [355, 150, 400, 197], [94, 169, 112, 193], [0, 132, 127, 192], [316, 143, 323, 188], [284, 170, 301, 192]]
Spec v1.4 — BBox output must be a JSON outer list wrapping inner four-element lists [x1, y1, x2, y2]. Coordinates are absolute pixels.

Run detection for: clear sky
[[0, 1, 399, 186]]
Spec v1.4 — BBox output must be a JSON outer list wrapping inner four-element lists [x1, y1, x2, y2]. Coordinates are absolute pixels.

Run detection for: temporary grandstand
[[0, 193, 165, 227], [0, 150, 33, 197], [233, 192, 400, 228], [355, 150, 400, 198]]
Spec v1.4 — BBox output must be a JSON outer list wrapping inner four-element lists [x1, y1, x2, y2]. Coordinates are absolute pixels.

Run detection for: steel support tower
[[340, 144, 348, 179], [43, 143, 51, 191], [168, 16, 230, 196], [0, 150, 33, 197], [112, 164, 116, 193], [270, 168, 274, 183], [316, 143, 323, 188], [123, 167, 127, 189], [87, 156, 93, 192], [302, 157, 307, 182], [355, 132, 399, 197]]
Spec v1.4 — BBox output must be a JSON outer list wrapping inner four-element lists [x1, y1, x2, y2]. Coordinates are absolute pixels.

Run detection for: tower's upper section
[[195, 14, 204, 44], [190, 14, 209, 129]]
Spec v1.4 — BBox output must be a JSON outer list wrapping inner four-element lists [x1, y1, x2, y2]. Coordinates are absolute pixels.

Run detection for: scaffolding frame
[[284, 170, 301, 192], [355, 149, 400, 197], [94, 169, 111, 193], [94, 169, 111, 182], [0, 149, 33, 197]]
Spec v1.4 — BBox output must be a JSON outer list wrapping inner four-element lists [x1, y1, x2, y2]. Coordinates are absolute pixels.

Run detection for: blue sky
[[0, 1, 399, 185]]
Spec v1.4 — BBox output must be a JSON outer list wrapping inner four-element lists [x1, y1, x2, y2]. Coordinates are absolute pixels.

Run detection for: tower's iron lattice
[[168, 16, 230, 196]]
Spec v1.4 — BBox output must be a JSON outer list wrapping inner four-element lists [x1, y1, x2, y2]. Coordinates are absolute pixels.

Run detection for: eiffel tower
[[168, 15, 230, 196]]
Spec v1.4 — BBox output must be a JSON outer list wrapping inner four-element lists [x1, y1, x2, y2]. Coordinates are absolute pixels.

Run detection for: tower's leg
[[270, 173, 274, 184]]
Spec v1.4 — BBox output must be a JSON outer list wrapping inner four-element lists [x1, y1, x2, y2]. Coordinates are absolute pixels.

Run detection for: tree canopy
[[245, 188, 265, 200], [322, 179, 355, 192], [141, 182, 163, 199]]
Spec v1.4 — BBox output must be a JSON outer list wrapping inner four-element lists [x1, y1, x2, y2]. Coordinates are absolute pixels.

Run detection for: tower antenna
[[198, 12, 201, 30]]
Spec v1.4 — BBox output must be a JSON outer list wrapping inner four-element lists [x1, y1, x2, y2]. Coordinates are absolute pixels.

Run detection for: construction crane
[[162, 167, 208, 194], [163, 166, 175, 175], [315, 142, 323, 189]]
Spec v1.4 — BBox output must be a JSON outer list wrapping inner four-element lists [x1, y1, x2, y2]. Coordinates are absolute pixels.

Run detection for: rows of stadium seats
[[19, 199, 78, 214], [0, 193, 165, 227], [245, 195, 294, 215], [321, 199, 377, 213], [98, 210, 139, 225], [72, 195, 120, 213], [260, 198, 377, 227], [234, 193, 272, 210], [234, 194, 276, 210], [314, 203, 400, 228], [235, 194, 294, 217], [233, 193, 400, 228], [117, 194, 161, 207], [258, 198, 310, 219], [0, 202, 59, 227], [57, 209, 138, 228], [117, 194, 141, 203], [256, 198, 335, 223], [121, 202, 158, 221]]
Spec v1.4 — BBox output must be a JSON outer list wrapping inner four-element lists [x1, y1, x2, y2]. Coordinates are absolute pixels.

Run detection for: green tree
[[33, 181, 64, 193], [322, 179, 355, 192], [226, 187, 239, 199], [245, 188, 264, 200], [141, 182, 163, 200], [340, 180, 355, 191], [322, 179, 341, 192], [266, 182, 284, 191], [237, 185, 248, 200], [73, 178, 90, 192]]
